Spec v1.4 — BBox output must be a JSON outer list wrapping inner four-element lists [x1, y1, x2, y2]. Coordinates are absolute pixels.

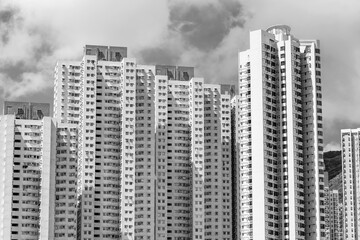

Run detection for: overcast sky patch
[[0, 0, 359, 149]]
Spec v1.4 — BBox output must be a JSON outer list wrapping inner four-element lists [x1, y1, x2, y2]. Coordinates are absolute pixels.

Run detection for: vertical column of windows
[[189, 79, 205, 240], [219, 93, 233, 239], [11, 123, 43, 239], [154, 77, 168, 239], [94, 62, 121, 239], [203, 87, 218, 239], [167, 82, 191, 238], [354, 132, 360, 239], [120, 59, 137, 239], [282, 42, 305, 238], [238, 59, 253, 240], [78, 56, 97, 240], [134, 66, 156, 240], [230, 96, 240, 240], [54, 63, 81, 124], [53, 63, 61, 121], [203, 86, 233, 240], [55, 126, 78, 239], [300, 42, 325, 239], [263, 43, 282, 238], [313, 45, 326, 239], [341, 131, 355, 239]]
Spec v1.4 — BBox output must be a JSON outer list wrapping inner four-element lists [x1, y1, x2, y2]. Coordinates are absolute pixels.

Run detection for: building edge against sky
[[324, 171, 343, 240], [53, 44, 235, 239], [341, 128, 360, 240], [236, 25, 325, 239], [0, 25, 328, 240], [0, 114, 80, 239]]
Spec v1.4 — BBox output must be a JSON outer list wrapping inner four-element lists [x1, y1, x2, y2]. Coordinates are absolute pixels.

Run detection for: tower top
[[266, 25, 291, 41], [266, 25, 291, 34]]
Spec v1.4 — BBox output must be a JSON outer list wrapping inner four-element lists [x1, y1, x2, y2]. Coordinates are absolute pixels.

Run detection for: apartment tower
[[236, 25, 325, 239], [54, 45, 234, 240], [0, 115, 55, 239], [341, 128, 360, 240], [324, 188, 342, 240], [0, 112, 78, 240]]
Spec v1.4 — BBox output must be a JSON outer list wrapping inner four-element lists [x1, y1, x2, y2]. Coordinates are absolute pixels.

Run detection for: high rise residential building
[[341, 128, 360, 240], [0, 114, 78, 240], [3, 101, 50, 120], [0, 25, 330, 240], [54, 45, 235, 240], [324, 185, 342, 240], [236, 25, 325, 239], [54, 61, 82, 125], [231, 95, 241, 240], [54, 123, 78, 239], [0, 115, 55, 240]]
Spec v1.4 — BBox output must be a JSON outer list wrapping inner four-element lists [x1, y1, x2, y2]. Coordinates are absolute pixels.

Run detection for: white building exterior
[[324, 187, 342, 240], [0, 115, 59, 239], [341, 128, 360, 240], [1, 31, 328, 239], [203, 84, 233, 240], [0, 25, 329, 240], [54, 45, 235, 240], [54, 123, 78, 239], [236, 25, 325, 239], [0, 114, 79, 240], [54, 61, 82, 125]]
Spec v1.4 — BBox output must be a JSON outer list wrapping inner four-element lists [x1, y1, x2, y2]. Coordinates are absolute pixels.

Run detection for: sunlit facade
[[236, 25, 325, 240], [341, 128, 360, 240], [54, 45, 235, 239], [0, 115, 78, 240]]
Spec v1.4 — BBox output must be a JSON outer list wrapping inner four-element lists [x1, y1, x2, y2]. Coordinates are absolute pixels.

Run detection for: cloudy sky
[[0, 0, 359, 150]]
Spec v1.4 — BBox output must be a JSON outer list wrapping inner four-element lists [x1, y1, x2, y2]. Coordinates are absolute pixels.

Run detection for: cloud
[[324, 142, 340, 152], [0, 6, 23, 44], [168, 0, 245, 51], [0, 0, 359, 149], [242, 0, 360, 148], [0, 0, 168, 103], [0, 72, 49, 99], [137, 0, 360, 148], [137, 0, 249, 84], [0, 2, 57, 100], [137, 35, 182, 65], [324, 117, 360, 150]]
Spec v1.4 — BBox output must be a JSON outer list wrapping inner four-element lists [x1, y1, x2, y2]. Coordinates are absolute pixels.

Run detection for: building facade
[[1, 26, 328, 239], [236, 25, 325, 239], [54, 45, 235, 240], [54, 123, 78, 239], [324, 188, 342, 240], [0, 114, 80, 239], [341, 128, 360, 240], [0, 115, 56, 239]]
